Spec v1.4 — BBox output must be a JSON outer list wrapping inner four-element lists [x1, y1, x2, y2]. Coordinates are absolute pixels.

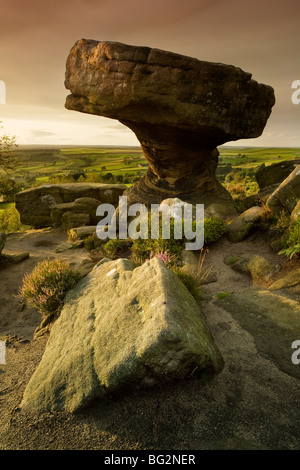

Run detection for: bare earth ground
[[0, 228, 299, 451]]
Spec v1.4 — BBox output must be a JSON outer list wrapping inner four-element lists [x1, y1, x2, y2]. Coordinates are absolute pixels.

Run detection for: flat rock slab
[[65, 39, 275, 141], [21, 257, 224, 413], [215, 286, 300, 379]]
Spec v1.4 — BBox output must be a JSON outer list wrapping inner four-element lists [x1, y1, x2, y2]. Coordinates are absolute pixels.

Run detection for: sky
[[0, 0, 299, 148]]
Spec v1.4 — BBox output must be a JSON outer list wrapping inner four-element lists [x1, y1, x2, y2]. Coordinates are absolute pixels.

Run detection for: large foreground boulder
[[21, 257, 224, 413], [15, 183, 127, 227], [65, 39, 275, 212]]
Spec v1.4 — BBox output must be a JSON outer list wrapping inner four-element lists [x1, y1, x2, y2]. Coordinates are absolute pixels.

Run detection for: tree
[[0, 176, 22, 202], [0, 122, 18, 171]]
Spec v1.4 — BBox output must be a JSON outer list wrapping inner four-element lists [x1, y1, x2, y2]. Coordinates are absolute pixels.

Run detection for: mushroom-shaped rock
[[65, 39, 275, 211]]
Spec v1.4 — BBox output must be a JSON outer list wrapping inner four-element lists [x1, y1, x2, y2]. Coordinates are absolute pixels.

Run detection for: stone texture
[[215, 286, 300, 379], [0, 232, 6, 254], [68, 225, 97, 240], [20, 257, 224, 413], [227, 206, 264, 242], [65, 39, 275, 210], [268, 268, 300, 291], [60, 212, 90, 231], [247, 255, 280, 282], [255, 160, 299, 190], [1, 250, 29, 264], [267, 165, 300, 214], [291, 200, 300, 222], [51, 197, 102, 228], [258, 183, 279, 204], [15, 183, 126, 227], [224, 254, 280, 282]]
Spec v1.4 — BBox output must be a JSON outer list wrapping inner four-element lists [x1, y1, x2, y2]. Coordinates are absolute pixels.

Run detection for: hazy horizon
[[1, 0, 300, 148]]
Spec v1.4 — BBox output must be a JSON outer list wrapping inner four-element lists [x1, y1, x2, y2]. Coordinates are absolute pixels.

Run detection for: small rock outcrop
[[21, 257, 224, 413], [15, 183, 126, 227], [51, 197, 102, 229], [255, 159, 299, 190], [65, 39, 275, 214], [227, 206, 265, 242], [267, 164, 300, 214]]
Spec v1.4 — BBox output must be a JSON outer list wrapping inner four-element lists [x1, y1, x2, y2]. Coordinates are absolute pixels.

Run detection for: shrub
[[0, 176, 22, 202], [104, 238, 133, 258], [173, 268, 200, 299], [84, 234, 97, 252], [279, 218, 300, 259], [19, 259, 80, 317], [0, 204, 30, 233], [146, 249, 182, 269], [202, 217, 227, 245]]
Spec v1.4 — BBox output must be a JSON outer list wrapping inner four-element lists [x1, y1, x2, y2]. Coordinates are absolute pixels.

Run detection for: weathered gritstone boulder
[[15, 183, 126, 227], [255, 159, 300, 190], [20, 257, 224, 413], [51, 197, 102, 228], [291, 200, 300, 222], [65, 39, 275, 212], [267, 165, 300, 214], [227, 206, 265, 242]]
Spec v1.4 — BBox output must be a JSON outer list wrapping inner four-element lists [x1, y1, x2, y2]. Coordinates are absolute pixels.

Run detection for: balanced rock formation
[[65, 39, 275, 213], [21, 257, 224, 413], [15, 183, 126, 227]]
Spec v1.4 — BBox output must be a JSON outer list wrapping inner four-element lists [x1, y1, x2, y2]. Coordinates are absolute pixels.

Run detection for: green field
[[3, 145, 300, 190], [12, 146, 146, 183], [218, 147, 300, 168], [1, 145, 299, 233]]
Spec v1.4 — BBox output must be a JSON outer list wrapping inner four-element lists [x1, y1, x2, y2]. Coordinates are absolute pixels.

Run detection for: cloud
[[28, 129, 56, 138], [1, 0, 299, 146]]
